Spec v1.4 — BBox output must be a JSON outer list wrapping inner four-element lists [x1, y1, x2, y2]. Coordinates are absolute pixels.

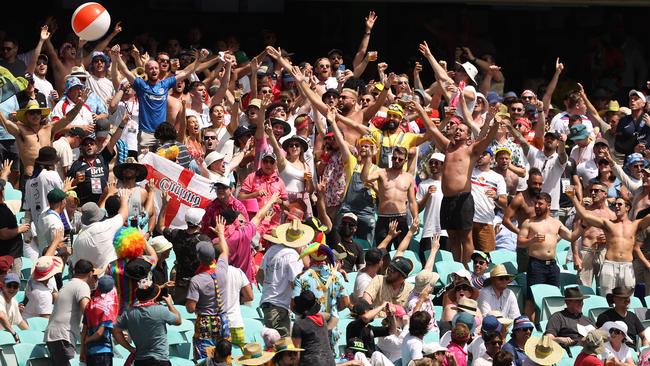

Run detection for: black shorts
[[440, 192, 474, 231]]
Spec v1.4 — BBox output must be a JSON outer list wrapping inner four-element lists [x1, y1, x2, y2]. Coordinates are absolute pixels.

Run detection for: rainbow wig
[[113, 227, 146, 259], [299, 243, 335, 266]]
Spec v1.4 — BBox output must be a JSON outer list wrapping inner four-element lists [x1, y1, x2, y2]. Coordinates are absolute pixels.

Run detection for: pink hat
[[241, 199, 259, 213], [393, 304, 406, 318]]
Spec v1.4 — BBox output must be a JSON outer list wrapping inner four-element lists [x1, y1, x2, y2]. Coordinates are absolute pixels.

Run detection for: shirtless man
[[503, 168, 544, 271], [0, 89, 88, 178], [517, 192, 576, 320], [268, 46, 388, 146], [568, 192, 650, 296], [493, 147, 519, 196], [428, 113, 500, 264], [361, 146, 418, 251], [571, 182, 616, 288]]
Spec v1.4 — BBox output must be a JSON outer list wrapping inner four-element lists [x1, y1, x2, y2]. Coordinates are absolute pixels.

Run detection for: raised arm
[[314, 176, 333, 233], [457, 86, 481, 137], [27, 26, 50, 75], [567, 191, 607, 229], [463, 47, 503, 82], [209, 56, 231, 107], [578, 82, 610, 134], [472, 117, 500, 155], [418, 41, 454, 86], [377, 220, 400, 250], [394, 221, 418, 257], [52, 89, 90, 134], [211, 215, 229, 261], [264, 122, 286, 171], [327, 107, 352, 164], [0, 112, 20, 138], [174, 49, 205, 83], [353, 11, 377, 70], [81, 22, 122, 66], [175, 101, 187, 142], [109, 45, 136, 85], [541, 58, 563, 114], [250, 192, 280, 228], [105, 113, 126, 155], [362, 73, 392, 122], [360, 153, 381, 184]]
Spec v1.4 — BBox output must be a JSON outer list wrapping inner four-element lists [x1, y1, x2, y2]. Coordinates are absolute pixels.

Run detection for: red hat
[[0, 256, 13, 272]]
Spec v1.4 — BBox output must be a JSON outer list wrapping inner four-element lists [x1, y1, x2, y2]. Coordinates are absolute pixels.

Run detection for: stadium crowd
[[0, 9, 650, 366]]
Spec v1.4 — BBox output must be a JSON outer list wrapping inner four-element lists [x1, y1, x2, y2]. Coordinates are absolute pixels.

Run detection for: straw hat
[[31, 256, 64, 282], [579, 329, 607, 356], [524, 335, 564, 366], [414, 270, 440, 293], [114, 157, 148, 182], [234, 343, 275, 365], [273, 337, 304, 353], [484, 264, 514, 287], [487, 310, 513, 329], [451, 297, 478, 316], [16, 100, 50, 123], [263, 219, 314, 248]]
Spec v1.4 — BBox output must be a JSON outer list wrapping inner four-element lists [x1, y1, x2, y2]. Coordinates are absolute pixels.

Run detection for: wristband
[[118, 125, 126, 129]]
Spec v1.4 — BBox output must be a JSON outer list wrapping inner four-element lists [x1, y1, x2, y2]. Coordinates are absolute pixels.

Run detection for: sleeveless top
[[279, 160, 306, 193]]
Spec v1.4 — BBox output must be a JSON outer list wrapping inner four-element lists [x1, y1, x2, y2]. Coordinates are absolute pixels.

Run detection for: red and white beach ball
[[71, 2, 111, 41]]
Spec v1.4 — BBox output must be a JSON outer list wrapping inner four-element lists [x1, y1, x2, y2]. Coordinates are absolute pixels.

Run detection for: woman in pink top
[[444, 323, 470, 366]]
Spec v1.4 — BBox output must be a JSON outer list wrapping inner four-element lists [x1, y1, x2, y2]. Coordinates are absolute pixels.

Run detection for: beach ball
[[71, 2, 111, 41]]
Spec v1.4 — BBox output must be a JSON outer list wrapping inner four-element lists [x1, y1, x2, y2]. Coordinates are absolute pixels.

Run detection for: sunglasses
[[92, 58, 105, 63], [590, 188, 606, 193], [489, 340, 503, 346], [157, 58, 170, 63], [456, 285, 472, 292], [614, 202, 626, 206], [203, 136, 217, 140], [2, 47, 13, 52], [37, 60, 47, 65], [318, 64, 330, 69], [474, 260, 487, 265], [510, 108, 523, 112], [286, 143, 301, 148], [26, 110, 41, 116], [392, 156, 405, 163], [260, 90, 273, 94], [522, 96, 534, 100], [5, 283, 19, 289], [397, 81, 409, 85]]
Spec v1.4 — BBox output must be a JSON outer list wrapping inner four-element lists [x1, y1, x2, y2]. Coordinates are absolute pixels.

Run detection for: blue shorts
[[526, 257, 560, 299]]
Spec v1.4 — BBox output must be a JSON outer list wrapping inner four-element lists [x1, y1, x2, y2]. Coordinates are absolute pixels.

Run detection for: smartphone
[[337, 64, 345, 78]]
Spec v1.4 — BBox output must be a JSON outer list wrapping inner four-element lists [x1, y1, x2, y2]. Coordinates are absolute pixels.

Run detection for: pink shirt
[[241, 170, 288, 228], [444, 342, 468, 366], [224, 221, 258, 283]]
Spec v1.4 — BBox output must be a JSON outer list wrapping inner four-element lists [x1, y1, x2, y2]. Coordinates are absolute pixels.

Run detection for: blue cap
[[512, 315, 535, 331], [4, 273, 19, 285], [569, 124, 590, 141], [65, 77, 84, 95], [481, 315, 503, 334], [486, 91, 503, 104], [97, 275, 114, 294], [625, 153, 648, 168], [452, 311, 476, 333], [503, 91, 518, 99]]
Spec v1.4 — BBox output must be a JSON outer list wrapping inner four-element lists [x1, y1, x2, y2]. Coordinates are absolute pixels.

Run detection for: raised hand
[[327, 106, 337, 122], [214, 215, 226, 236], [40, 25, 50, 41], [63, 176, 75, 191], [488, 65, 501, 76], [200, 48, 209, 61], [418, 41, 432, 59], [268, 192, 281, 205], [365, 11, 377, 31], [315, 175, 327, 193], [112, 21, 123, 35], [377, 62, 388, 73], [80, 88, 91, 103], [160, 190, 170, 206], [462, 47, 474, 61], [106, 179, 118, 196], [0, 159, 12, 179], [387, 220, 401, 237], [387, 72, 398, 86], [265, 46, 281, 60], [555, 57, 564, 73], [289, 65, 306, 83], [145, 178, 156, 193], [414, 61, 423, 74], [109, 44, 120, 59]]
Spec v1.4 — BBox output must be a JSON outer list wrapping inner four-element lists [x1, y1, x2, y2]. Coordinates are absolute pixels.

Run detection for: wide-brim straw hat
[[263, 219, 314, 248], [16, 100, 50, 123], [234, 343, 275, 365], [524, 335, 564, 366]]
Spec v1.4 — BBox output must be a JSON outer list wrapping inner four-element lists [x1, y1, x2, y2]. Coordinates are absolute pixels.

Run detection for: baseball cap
[[629, 89, 647, 104], [261, 151, 277, 161], [3, 273, 19, 285], [97, 275, 115, 294], [388, 257, 413, 278], [196, 241, 216, 262], [342, 212, 358, 222], [185, 207, 205, 226], [429, 152, 445, 163]]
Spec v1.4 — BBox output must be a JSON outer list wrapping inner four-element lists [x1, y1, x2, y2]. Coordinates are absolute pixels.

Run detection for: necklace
[[26, 125, 40, 142]]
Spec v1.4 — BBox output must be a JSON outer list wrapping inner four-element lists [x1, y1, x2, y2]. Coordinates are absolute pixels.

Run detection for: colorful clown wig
[[113, 227, 146, 259], [299, 243, 335, 266]]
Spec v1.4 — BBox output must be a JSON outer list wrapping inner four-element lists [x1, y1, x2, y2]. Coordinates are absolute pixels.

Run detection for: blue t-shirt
[[133, 76, 177, 133], [116, 304, 178, 361], [85, 320, 113, 355], [0, 96, 18, 140]]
